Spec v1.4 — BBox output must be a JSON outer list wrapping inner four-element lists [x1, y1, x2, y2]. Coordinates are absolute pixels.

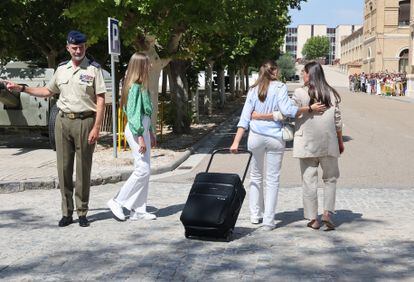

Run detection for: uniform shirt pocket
[[78, 73, 95, 96], [57, 78, 69, 86]]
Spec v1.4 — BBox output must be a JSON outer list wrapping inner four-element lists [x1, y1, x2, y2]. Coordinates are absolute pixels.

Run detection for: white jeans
[[115, 116, 151, 212], [247, 131, 285, 226]]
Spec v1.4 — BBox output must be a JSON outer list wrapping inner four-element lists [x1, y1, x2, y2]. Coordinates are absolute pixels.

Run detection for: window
[[399, 0, 410, 26], [399, 49, 409, 72]]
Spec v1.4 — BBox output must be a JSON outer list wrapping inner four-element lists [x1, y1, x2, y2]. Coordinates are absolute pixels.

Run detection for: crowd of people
[[349, 72, 407, 96]]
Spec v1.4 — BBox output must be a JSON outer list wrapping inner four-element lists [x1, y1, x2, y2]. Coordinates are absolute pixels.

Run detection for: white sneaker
[[130, 211, 157, 221], [262, 225, 275, 231], [107, 199, 125, 221], [251, 218, 263, 224]]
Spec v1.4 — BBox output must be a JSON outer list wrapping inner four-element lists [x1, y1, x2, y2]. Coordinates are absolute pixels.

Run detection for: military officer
[[6, 30, 106, 227]]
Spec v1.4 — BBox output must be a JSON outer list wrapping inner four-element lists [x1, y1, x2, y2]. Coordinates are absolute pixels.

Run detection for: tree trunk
[[229, 68, 235, 98], [218, 67, 225, 108], [193, 88, 199, 123], [235, 70, 240, 97], [146, 45, 170, 132], [245, 66, 249, 90], [46, 51, 58, 69], [168, 60, 190, 134], [131, 34, 178, 132], [161, 68, 168, 95], [205, 60, 214, 115], [240, 68, 245, 94]]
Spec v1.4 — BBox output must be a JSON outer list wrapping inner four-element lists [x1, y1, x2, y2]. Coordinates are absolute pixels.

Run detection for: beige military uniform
[[47, 57, 106, 217]]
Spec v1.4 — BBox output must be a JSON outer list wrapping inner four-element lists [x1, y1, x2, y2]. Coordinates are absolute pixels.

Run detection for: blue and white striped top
[[237, 81, 298, 138]]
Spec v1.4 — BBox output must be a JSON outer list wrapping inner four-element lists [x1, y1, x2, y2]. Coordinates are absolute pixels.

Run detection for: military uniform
[[47, 57, 106, 217]]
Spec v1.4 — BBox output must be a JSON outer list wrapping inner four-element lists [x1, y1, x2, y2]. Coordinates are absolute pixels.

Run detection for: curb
[[0, 108, 241, 194]]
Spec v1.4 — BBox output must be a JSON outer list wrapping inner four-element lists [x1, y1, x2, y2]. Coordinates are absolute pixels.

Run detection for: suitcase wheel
[[225, 230, 233, 242]]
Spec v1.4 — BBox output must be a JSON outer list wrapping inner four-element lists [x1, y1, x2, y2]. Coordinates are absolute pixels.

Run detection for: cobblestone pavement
[[1, 66, 414, 281], [0, 180, 413, 281]]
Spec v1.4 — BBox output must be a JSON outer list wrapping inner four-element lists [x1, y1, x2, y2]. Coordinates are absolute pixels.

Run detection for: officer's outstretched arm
[[5, 81, 53, 97]]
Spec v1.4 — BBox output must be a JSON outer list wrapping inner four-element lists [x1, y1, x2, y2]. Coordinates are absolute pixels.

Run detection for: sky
[[289, 0, 364, 27]]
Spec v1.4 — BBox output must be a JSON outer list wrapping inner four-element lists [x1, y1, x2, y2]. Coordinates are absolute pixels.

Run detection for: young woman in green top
[[107, 52, 157, 221]]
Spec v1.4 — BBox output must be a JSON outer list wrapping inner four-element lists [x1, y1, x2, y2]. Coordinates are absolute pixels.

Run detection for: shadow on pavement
[[156, 203, 185, 218], [88, 209, 115, 223], [0, 133, 51, 150], [0, 208, 56, 229], [275, 209, 374, 229], [275, 208, 304, 228], [1, 228, 413, 281], [342, 135, 353, 142]]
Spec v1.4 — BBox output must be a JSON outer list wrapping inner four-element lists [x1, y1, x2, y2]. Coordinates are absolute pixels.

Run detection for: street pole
[[108, 17, 121, 158], [111, 54, 117, 158]]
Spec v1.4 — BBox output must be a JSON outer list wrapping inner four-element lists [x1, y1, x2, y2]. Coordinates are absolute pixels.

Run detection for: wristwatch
[[19, 84, 27, 92], [308, 105, 313, 113]]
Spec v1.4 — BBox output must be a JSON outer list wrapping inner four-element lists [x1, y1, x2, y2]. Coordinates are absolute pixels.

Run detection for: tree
[[277, 53, 296, 82], [66, 0, 225, 133], [0, 0, 75, 68], [302, 35, 329, 61]]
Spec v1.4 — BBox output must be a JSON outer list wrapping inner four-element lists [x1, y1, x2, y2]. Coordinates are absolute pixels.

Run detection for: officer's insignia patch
[[80, 74, 94, 83]]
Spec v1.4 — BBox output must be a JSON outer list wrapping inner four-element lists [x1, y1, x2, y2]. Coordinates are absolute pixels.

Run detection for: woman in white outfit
[[230, 60, 326, 231], [107, 52, 157, 221]]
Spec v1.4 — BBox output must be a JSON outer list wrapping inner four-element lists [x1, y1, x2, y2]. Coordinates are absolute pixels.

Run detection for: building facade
[[362, 0, 410, 73], [406, 0, 414, 96], [340, 27, 364, 74], [283, 24, 361, 64]]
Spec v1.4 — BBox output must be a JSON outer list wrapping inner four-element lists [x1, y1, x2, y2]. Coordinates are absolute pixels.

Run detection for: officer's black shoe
[[78, 216, 90, 227], [58, 216, 73, 227]]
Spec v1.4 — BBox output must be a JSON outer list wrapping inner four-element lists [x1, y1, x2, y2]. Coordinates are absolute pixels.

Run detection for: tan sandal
[[307, 219, 320, 230], [322, 218, 335, 231]]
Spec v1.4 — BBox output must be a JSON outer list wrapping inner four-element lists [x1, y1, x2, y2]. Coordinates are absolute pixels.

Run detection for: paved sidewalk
[[0, 181, 413, 281]]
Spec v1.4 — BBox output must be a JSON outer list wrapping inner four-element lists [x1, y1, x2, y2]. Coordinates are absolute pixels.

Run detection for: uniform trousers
[[55, 114, 95, 217], [115, 117, 151, 212], [299, 156, 339, 220], [247, 131, 285, 227]]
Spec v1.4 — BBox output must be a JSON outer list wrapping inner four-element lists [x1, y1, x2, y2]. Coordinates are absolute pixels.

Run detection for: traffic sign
[[108, 18, 121, 55]]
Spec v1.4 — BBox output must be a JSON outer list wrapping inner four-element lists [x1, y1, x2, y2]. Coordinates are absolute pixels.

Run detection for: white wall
[[297, 25, 312, 59]]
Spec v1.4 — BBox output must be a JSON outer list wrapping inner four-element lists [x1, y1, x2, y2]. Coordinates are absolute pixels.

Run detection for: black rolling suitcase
[[180, 149, 252, 241]]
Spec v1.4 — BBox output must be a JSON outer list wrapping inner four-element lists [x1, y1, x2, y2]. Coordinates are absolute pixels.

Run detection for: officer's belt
[[60, 111, 95, 119]]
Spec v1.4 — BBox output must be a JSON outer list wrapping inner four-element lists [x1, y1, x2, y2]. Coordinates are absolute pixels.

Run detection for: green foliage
[[302, 36, 330, 60], [0, 0, 75, 67], [277, 53, 296, 82]]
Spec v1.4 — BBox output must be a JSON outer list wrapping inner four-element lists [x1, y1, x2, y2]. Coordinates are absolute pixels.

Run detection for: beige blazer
[[292, 87, 342, 158]]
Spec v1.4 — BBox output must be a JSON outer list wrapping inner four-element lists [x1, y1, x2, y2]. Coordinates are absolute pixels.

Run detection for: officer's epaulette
[[58, 60, 69, 67], [89, 60, 101, 68]]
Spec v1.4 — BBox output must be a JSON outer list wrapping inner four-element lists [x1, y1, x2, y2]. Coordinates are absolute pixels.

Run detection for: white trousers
[[115, 117, 151, 212], [247, 131, 285, 226]]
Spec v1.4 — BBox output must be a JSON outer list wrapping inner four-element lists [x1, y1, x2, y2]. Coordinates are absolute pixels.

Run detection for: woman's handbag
[[281, 121, 295, 142]]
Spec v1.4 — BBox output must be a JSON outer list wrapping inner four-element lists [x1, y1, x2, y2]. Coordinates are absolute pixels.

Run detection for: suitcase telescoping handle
[[206, 148, 253, 184]]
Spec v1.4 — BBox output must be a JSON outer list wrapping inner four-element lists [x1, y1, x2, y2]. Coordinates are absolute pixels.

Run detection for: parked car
[[288, 74, 300, 82]]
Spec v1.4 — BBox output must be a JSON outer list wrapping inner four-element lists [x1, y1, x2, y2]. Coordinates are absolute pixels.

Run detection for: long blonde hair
[[120, 52, 150, 108], [250, 60, 279, 102]]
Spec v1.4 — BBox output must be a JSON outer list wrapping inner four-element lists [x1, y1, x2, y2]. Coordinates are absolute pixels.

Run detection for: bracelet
[[308, 105, 313, 113]]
